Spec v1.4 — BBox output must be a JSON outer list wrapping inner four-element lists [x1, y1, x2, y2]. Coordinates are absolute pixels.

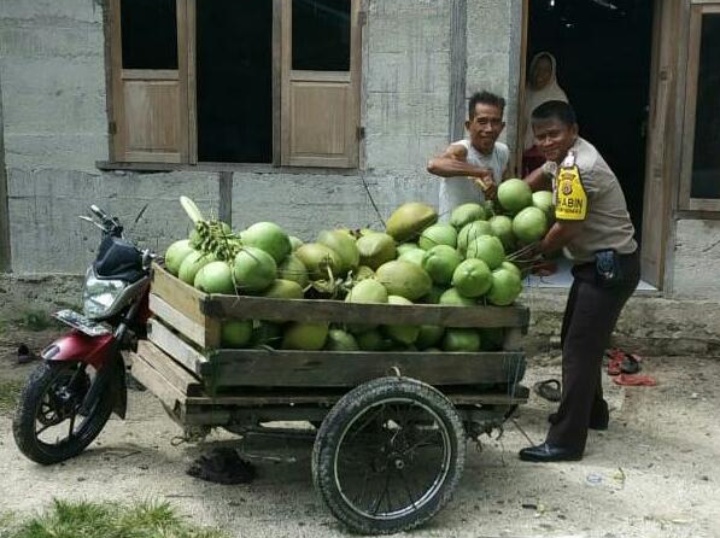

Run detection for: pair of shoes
[[533, 379, 561, 402], [519, 442, 583, 462]]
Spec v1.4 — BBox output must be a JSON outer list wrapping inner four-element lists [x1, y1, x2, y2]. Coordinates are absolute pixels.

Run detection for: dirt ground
[[1, 327, 719, 538]]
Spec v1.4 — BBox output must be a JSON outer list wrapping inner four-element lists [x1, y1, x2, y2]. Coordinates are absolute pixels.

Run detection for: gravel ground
[[1, 329, 718, 538]]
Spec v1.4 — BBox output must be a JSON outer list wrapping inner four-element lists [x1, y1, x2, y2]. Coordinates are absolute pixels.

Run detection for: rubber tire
[[13, 361, 114, 465], [312, 377, 465, 535]]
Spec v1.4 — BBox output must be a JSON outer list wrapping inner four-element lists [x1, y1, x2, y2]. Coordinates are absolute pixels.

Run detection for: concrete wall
[[0, 0, 718, 351]]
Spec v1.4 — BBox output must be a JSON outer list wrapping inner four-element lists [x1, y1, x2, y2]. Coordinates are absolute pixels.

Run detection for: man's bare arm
[[427, 144, 492, 181]]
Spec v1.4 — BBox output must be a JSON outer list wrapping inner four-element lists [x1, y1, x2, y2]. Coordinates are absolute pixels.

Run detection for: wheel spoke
[[398, 467, 419, 512], [371, 469, 392, 516]]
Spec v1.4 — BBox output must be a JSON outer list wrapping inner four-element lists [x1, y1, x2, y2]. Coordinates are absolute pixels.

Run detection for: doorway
[[526, 0, 654, 240]]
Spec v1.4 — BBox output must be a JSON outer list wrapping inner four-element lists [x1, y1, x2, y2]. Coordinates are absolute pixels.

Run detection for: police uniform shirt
[[555, 138, 637, 263]]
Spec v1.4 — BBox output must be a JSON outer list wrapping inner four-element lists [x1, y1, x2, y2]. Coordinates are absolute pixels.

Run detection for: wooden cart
[[129, 263, 530, 535]]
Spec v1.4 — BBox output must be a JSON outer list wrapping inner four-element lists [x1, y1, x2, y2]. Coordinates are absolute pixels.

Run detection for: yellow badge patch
[[554, 165, 587, 221]]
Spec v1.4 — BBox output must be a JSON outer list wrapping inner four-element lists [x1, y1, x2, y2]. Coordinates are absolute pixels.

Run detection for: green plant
[[4, 499, 227, 538]]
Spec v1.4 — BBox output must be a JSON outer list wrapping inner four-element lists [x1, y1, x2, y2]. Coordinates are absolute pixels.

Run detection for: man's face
[[532, 117, 578, 163], [465, 103, 505, 155]]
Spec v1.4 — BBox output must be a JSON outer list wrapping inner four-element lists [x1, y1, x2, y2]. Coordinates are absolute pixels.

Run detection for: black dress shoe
[[519, 442, 583, 462]]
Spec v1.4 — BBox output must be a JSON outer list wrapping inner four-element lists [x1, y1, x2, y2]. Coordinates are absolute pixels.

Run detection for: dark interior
[[197, 0, 273, 163], [529, 0, 654, 240]]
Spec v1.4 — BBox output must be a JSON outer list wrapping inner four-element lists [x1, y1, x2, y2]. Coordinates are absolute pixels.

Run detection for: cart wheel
[[312, 377, 465, 535]]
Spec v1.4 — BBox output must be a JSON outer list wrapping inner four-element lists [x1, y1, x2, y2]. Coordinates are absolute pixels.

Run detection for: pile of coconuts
[[163, 182, 550, 353]]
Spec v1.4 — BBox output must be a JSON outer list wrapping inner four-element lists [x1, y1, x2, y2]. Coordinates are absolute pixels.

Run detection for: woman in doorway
[[522, 52, 569, 176]]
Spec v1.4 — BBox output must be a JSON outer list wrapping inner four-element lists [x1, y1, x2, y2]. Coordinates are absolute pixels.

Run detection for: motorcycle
[[13, 204, 154, 465]]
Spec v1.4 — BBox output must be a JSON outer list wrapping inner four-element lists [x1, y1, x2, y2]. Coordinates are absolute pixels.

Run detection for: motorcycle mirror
[[78, 215, 106, 231]]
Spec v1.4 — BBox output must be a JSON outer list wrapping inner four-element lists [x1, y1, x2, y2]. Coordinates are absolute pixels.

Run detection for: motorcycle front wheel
[[13, 361, 114, 465]]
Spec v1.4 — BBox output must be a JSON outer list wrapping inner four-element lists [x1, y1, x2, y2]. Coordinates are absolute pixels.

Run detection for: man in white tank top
[[427, 91, 510, 219]]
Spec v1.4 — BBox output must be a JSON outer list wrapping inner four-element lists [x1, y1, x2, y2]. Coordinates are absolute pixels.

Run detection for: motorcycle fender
[[41, 331, 115, 369], [41, 331, 127, 419]]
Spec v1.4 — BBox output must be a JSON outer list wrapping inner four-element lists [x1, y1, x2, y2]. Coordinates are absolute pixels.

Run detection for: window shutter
[[281, 0, 361, 168], [109, 0, 190, 164]]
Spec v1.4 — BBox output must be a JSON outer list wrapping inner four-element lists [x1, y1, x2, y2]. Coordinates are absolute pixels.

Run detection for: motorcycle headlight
[[82, 268, 128, 319]]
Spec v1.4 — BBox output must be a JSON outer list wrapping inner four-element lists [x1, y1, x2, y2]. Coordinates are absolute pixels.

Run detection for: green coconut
[[439, 287, 476, 307], [382, 295, 420, 345], [489, 215, 516, 250], [164, 239, 195, 276], [396, 243, 420, 256], [421, 245, 463, 286], [487, 267, 523, 306], [194, 261, 235, 294], [324, 329, 360, 351], [294, 243, 342, 280], [356, 233, 397, 270], [385, 202, 439, 242], [532, 190, 554, 218], [240, 221, 292, 263], [233, 246, 277, 293], [221, 320, 253, 348], [418, 223, 458, 250], [415, 325, 445, 350], [442, 328, 481, 352], [289, 235, 304, 251], [450, 203, 487, 229], [466, 234, 506, 270], [501, 261, 522, 279], [457, 220, 494, 255], [281, 322, 329, 351], [497, 178, 533, 215], [353, 265, 375, 282], [374, 260, 432, 301], [178, 251, 216, 285], [398, 248, 426, 267], [356, 329, 392, 351], [277, 254, 309, 288], [317, 229, 360, 275], [261, 279, 304, 299], [451, 258, 493, 298], [512, 206, 548, 245], [345, 278, 389, 304]]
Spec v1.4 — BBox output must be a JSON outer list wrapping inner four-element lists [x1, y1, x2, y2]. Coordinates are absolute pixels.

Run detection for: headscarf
[[523, 52, 569, 150]]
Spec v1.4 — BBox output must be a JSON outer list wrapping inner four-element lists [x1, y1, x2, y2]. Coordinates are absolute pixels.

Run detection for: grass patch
[[0, 499, 227, 538], [18, 310, 55, 332], [0, 380, 23, 414]]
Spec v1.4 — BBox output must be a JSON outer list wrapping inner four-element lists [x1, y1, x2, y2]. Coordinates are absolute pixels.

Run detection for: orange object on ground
[[612, 373, 657, 386]]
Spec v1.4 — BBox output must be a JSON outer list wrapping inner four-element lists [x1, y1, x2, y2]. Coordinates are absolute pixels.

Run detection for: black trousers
[[546, 250, 640, 452]]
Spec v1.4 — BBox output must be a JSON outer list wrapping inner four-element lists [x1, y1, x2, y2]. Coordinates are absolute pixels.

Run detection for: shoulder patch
[[555, 165, 587, 221]]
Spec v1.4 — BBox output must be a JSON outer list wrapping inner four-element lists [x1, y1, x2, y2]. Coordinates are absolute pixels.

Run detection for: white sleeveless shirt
[[438, 139, 509, 220]]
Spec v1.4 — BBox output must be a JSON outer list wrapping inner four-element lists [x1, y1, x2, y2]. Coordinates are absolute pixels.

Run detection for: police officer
[[519, 100, 640, 462]]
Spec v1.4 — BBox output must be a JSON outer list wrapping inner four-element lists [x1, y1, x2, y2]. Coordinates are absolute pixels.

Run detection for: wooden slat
[[202, 294, 530, 328], [200, 350, 525, 388], [136, 340, 204, 396], [147, 318, 207, 376], [129, 350, 186, 415], [149, 293, 210, 348], [183, 387, 527, 407], [151, 263, 206, 324]]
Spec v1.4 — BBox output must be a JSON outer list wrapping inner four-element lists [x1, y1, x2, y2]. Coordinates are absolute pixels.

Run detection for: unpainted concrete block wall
[[672, 219, 720, 300]]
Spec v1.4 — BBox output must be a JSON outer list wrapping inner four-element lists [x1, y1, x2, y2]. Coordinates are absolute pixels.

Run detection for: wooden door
[[280, 0, 361, 168], [109, 0, 190, 163]]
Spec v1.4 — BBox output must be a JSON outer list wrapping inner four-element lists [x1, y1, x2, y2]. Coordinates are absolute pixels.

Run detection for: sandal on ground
[[533, 379, 561, 402], [612, 373, 657, 387], [605, 348, 642, 375]]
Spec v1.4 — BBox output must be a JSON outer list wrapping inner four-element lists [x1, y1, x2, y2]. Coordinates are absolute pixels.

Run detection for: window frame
[[679, 2, 720, 211], [106, 0, 363, 169]]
